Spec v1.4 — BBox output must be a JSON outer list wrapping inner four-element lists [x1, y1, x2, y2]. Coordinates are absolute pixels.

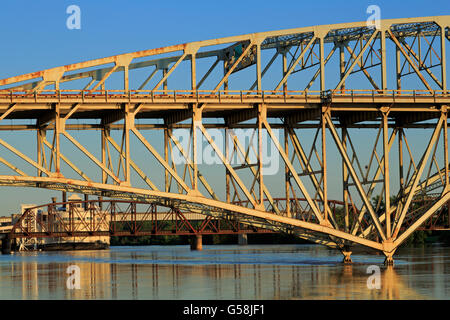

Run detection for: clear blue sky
[[0, 0, 448, 215], [0, 0, 448, 77]]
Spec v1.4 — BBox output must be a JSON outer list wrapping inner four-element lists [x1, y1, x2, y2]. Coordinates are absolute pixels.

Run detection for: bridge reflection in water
[[0, 245, 449, 300]]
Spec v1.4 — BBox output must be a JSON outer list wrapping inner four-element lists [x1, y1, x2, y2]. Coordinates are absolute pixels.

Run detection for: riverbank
[[111, 230, 450, 247], [110, 232, 311, 246]]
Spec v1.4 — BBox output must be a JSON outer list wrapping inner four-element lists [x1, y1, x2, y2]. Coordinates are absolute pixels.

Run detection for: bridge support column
[[84, 194, 89, 210], [62, 191, 67, 210], [448, 199, 450, 228], [190, 234, 202, 251], [384, 253, 395, 266], [383, 241, 396, 266], [1, 236, 11, 254], [238, 234, 248, 246], [341, 250, 353, 264]]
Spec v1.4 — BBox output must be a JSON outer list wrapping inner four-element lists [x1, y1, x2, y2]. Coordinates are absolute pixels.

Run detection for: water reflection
[[0, 245, 448, 299]]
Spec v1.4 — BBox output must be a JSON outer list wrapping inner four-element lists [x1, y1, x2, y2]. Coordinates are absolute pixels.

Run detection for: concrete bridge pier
[[190, 234, 203, 251], [238, 234, 248, 246], [384, 253, 395, 266], [1, 236, 12, 254], [383, 242, 396, 266], [341, 250, 353, 264]]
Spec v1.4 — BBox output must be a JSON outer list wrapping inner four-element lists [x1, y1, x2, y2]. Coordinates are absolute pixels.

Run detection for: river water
[[0, 244, 449, 300]]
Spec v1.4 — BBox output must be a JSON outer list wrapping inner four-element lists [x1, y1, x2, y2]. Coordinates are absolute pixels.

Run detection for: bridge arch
[[0, 16, 449, 264]]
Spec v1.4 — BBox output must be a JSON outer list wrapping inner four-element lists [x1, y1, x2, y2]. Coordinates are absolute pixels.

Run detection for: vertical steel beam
[[418, 32, 422, 63], [256, 44, 262, 91], [441, 25, 447, 91], [164, 125, 169, 192], [398, 128, 404, 204], [101, 127, 108, 184], [341, 126, 349, 232], [321, 108, 328, 221], [444, 108, 449, 189], [258, 105, 264, 205], [54, 103, 61, 174], [444, 107, 449, 226], [225, 128, 231, 203], [380, 30, 387, 90], [396, 45, 402, 90], [37, 128, 43, 177], [339, 43, 346, 90], [124, 66, 129, 92], [191, 52, 197, 92], [163, 68, 168, 91], [282, 49, 287, 92], [223, 61, 228, 93], [284, 126, 290, 216], [448, 199, 450, 228], [320, 37, 325, 91], [382, 111, 391, 238], [124, 104, 131, 183], [192, 107, 200, 191]]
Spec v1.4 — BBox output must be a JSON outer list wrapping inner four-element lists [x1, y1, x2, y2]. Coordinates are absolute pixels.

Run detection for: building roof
[[68, 194, 82, 201]]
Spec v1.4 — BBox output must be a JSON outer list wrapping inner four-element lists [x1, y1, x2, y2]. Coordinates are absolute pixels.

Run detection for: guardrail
[[0, 89, 448, 104]]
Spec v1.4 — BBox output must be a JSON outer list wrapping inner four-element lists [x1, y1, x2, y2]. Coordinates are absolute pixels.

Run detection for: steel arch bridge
[[1, 15, 450, 264]]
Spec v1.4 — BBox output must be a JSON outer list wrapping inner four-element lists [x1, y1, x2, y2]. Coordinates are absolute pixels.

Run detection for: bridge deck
[[0, 90, 448, 108]]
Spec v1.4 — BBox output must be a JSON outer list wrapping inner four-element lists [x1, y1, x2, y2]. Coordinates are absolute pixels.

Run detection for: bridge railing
[[0, 89, 449, 101]]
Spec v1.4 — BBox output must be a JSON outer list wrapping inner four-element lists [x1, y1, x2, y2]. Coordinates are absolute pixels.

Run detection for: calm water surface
[[0, 244, 449, 299]]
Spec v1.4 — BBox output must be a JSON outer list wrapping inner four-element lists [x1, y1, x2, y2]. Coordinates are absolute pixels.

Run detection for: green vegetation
[[111, 232, 311, 246], [109, 219, 311, 246], [110, 197, 450, 247], [111, 235, 187, 246]]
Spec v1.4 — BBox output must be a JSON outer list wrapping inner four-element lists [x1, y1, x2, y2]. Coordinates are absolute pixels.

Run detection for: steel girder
[[0, 16, 449, 261]]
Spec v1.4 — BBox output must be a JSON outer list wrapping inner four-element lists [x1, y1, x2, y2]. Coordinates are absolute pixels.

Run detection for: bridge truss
[[0, 16, 450, 263], [11, 199, 276, 239]]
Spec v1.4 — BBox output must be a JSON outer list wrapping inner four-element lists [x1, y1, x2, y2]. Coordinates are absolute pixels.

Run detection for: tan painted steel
[[0, 16, 449, 262]]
